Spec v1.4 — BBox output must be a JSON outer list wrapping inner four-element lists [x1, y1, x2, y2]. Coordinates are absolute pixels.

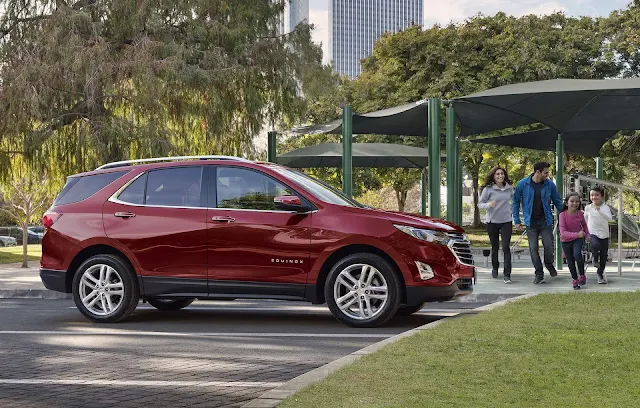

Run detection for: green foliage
[[0, 0, 324, 181]]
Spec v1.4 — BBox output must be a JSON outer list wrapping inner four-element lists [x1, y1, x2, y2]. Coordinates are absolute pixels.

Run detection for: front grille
[[456, 278, 473, 290], [447, 233, 474, 266]]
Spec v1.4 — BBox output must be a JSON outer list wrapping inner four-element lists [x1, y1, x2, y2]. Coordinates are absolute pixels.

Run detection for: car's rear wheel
[[395, 303, 425, 316], [72, 254, 139, 323], [325, 253, 402, 328], [147, 298, 195, 311]]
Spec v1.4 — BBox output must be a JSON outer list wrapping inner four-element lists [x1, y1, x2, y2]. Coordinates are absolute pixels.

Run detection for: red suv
[[40, 156, 475, 327]]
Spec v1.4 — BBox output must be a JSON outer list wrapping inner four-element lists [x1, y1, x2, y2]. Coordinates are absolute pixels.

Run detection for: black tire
[[395, 303, 425, 316], [72, 254, 139, 323], [324, 252, 402, 328], [147, 298, 195, 311]]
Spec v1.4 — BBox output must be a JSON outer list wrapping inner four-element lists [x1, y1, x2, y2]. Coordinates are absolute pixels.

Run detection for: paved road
[[0, 299, 485, 407]]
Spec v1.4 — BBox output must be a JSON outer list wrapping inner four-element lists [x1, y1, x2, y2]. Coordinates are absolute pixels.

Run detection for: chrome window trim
[[109, 172, 317, 214]]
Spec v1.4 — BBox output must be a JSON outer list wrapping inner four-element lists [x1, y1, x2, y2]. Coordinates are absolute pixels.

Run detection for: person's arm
[[550, 183, 564, 213], [559, 212, 579, 241], [583, 205, 591, 224], [512, 182, 522, 225], [581, 211, 590, 239], [477, 187, 491, 209], [599, 204, 614, 222]]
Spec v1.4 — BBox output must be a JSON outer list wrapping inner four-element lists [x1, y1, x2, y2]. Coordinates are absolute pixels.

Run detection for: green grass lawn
[[281, 292, 640, 408], [0, 245, 41, 264]]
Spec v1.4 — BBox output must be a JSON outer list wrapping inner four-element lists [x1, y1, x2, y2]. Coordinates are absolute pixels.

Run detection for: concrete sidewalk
[[1, 256, 639, 299]]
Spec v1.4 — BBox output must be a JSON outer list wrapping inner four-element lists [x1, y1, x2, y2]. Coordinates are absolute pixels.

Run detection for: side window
[[55, 171, 126, 205], [216, 167, 294, 210], [117, 173, 147, 205], [145, 167, 203, 207]]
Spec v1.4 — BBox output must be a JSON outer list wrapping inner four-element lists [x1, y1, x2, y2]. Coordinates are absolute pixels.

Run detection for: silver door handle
[[114, 212, 136, 218], [211, 216, 235, 223]]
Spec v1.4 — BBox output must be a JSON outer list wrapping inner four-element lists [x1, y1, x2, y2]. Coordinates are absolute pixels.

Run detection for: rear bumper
[[405, 278, 473, 306], [40, 269, 69, 293]]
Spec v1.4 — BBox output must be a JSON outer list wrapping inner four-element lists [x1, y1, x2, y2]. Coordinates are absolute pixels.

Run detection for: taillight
[[43, 212, 62, 229]]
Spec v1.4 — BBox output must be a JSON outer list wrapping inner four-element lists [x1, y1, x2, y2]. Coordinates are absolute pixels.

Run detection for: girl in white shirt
[[583, 186, 613, 284]]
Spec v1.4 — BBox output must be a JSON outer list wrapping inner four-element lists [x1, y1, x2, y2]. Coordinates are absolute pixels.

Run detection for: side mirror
[[274, 195, 311, 213]]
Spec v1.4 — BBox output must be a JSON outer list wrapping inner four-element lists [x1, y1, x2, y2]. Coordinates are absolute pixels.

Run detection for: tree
[[0, 0, 324, 179], [0, 172, 51, 267], [346, 12, 619, 224]]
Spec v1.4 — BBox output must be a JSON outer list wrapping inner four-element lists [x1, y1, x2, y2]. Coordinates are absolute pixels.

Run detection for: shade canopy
[[276, 143, 443, 169], [453, 78, 640, 137], [286, 101, 429, 136], [468, 128, 618, 158]]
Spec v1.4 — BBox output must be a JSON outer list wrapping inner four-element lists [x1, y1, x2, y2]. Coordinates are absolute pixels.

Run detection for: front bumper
[[405, 277, 473, 306], [40, 269, 69, 293]]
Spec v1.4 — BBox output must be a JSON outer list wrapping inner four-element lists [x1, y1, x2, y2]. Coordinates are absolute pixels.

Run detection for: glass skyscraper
[[330, 0, 423, 78], [279, 0, 310, 34]]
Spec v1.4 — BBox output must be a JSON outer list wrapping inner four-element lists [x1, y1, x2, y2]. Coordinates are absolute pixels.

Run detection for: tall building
[[330, 0, 423, 78], [279, 0, 310, 35]]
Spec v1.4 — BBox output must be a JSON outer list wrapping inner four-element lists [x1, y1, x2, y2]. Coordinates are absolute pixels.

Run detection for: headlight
[[394, 224, 451, 245]]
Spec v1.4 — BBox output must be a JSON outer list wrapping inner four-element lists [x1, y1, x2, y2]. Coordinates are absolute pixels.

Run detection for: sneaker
[[578, 275, 586, 285], [533, 276, 545, 284], [572, 279, 581, 290], [597, 274, 606, 284], [504, 276, 513, 284], [492, 269, 498, 279], [548, 266, 558, 277]]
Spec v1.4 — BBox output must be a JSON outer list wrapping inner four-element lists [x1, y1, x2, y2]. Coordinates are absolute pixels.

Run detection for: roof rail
[[95, 155, 253, 170]]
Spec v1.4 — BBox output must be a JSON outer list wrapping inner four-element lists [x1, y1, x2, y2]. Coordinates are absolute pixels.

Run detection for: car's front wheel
[[325, 253, 402, 328], [147, 298, 195, 311], [72, 254, 139, 323]]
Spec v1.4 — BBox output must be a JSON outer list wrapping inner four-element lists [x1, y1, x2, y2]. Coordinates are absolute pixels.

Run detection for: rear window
[[55, 171, 127, 205]]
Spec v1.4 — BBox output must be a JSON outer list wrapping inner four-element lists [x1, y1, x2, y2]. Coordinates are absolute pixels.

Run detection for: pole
[[555, 134, 564, 270], [618, 187, 623, 276], [267, 131, 277, 163], [421, 168, 427, 215], [428, 98, 441, 218], [446, 104, 456, 222], [342, 105, 353, 197], [595, 157, 604, 180], [457, 143, 463, 225]]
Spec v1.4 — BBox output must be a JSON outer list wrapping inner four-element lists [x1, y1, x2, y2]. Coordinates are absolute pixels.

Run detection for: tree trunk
[[395, 189, 407, 212], [21, 218, 29, 268], [472, 175, 481, 227]]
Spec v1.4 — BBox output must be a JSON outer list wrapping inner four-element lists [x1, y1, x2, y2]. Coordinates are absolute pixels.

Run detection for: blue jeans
[[526, 219, 555, 277], [591, 236, 609, 275], [561, 238, 585, 280]]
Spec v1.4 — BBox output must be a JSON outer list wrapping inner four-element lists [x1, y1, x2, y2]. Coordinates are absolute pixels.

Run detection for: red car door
[[103, 166, 209, 297], [206, 166, 312, 297]]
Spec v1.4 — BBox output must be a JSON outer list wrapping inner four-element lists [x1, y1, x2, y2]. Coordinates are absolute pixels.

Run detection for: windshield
[[274, 167, 364, 208]]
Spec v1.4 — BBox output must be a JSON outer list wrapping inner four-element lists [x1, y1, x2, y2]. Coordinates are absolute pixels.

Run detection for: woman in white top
[[478, 166, 514, 283], [583, 186, 613, 284]]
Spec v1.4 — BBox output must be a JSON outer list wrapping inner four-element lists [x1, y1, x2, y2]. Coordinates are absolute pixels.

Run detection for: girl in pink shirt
[[559, 192, 590, 289]]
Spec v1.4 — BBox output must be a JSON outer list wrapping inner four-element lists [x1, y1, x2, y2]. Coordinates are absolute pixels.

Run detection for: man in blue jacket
[[513, 162, 564, 284]]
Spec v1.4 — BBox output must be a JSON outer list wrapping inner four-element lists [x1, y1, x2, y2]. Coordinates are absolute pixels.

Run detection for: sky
[[309, 0, 632, 64]]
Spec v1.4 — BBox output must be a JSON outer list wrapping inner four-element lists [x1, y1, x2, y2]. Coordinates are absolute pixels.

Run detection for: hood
[[343, 207, 464, 232]]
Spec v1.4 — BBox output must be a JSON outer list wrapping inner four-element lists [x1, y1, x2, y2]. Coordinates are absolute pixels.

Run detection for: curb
[[0, 289, 71, 299], [241, 293, 536, 408]]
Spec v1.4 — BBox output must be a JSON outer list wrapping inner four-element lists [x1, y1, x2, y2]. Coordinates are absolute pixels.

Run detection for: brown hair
[[482, 166, 511, 189]]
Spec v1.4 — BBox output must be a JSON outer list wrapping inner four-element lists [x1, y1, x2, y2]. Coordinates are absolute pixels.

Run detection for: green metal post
[[595, 157, 604, 180], [446, 105, 456, 222], [267, 131, 277, 163], [555, 134, 564, 270], [428, 98, 441, 218], [342, 105, 353, 197], [421, 168, 427, 216], [456, 140, 463, 226]]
